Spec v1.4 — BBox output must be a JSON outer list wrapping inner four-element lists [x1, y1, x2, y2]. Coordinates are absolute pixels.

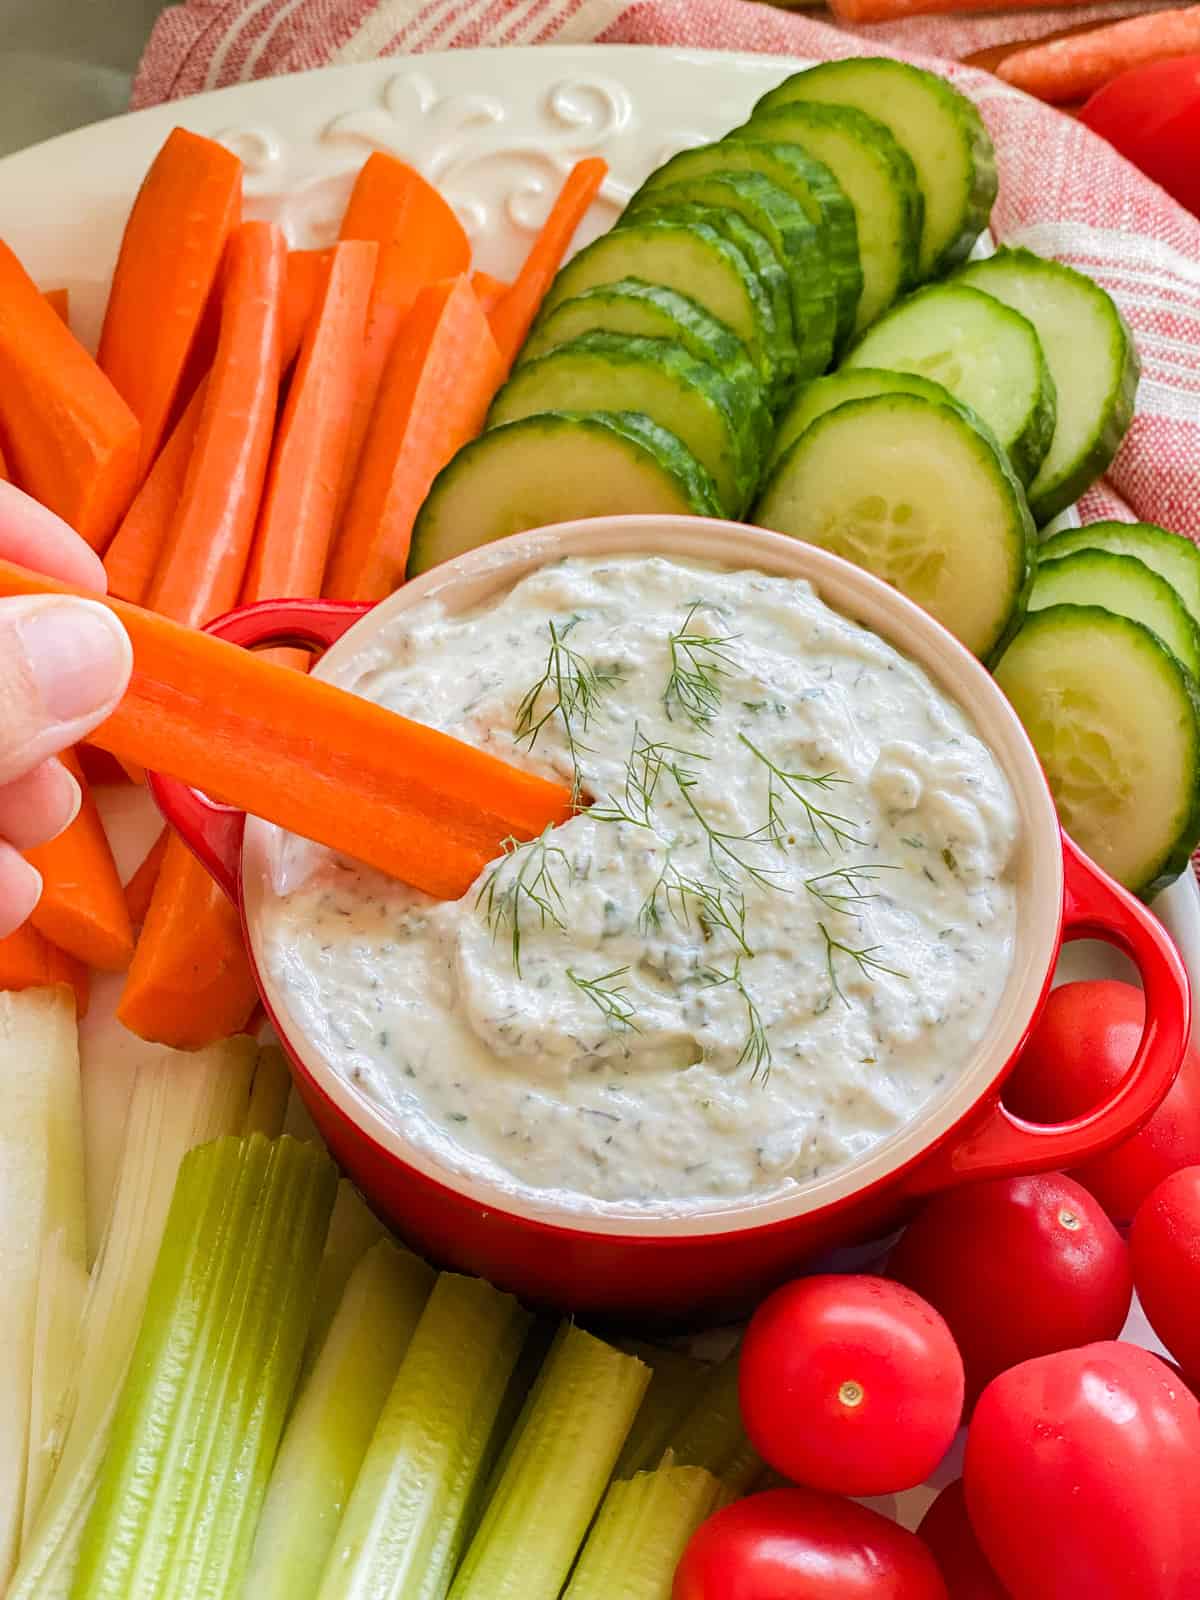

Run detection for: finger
[[0, 481, 108, 593], [0, 844, 41, 939], [0, 596, 132, 787], [0, 758, 80, 850]]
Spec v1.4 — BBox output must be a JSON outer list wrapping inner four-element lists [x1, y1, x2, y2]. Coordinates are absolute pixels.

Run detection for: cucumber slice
[[1030, 548, 1200, 679], [625, 171, 837, 379], [756, 59, 996, 276], [535, 218, 780, 397], [995, 605, 1200, 896], [1040, 521, 1200, 632], [630, 138, 862, 346], [735, 102, 921, 332], [954, 247, 1139, 526], [842, 282, 1056, 486], [625, 202, 797, 404], [516, 279, 768, 437], [487, 332, 759, 515], [753, 391, 1034, 660], [408, 412, 720, 577], [769, 366, 955, 470]]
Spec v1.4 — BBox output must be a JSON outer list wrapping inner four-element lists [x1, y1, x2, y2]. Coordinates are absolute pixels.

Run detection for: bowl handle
[[904, 831, 1191, 1196], [146, 597, 372, 903]]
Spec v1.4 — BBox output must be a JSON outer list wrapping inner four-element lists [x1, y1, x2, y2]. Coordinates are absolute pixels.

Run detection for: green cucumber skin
[[515, 279, 770, 441], [407, 410, 721, 578], [624, 171, 837, 380], [631, 137, 863, 348], [1032, 547, 1200, 680], [953, 246, 1140, 526], [997, 604, 1200, 899], [1041, 520, 1200, 631], [487, 331, 762, 515], [769, 366, 957, 470], [842, 281, 1058, 487], [756, 59, 997, 276]]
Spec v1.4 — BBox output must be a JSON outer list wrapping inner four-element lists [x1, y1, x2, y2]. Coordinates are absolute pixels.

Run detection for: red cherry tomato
[[1131, 1165, 1200, 1377], [738, 1275, 963, 1495], [965, 1342, 1200, 1600], [673, 1487, 949, 1600], [1079, 56, 1200, 218], [1005, 979, 1200, 1221], [887, 1173, 1132, 1404], [917, 1480, 1010, 1600]]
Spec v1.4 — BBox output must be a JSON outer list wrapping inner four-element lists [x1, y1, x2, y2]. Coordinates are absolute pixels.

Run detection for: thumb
[[0, 597, 132, 786]]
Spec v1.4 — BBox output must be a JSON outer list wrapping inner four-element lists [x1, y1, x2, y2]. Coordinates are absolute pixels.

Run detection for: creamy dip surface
[[261, 555, 1021, 1216]]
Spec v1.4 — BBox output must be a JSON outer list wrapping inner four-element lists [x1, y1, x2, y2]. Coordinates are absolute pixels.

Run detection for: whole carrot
[[998, 7, 1200, 103], [146, 221, 285, 627]]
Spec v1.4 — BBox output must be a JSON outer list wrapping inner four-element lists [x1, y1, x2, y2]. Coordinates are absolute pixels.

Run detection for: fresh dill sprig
[[514, 615, 621, 797], [699, 957, 772, 1080], [804, 864, 895, 916], [819, 921, 906, 1005], [568, 966, 641, 1031], [669, 761, 780, 889], [590, 724, 707, 829], [476, 828, 571, 977], [640, 854, 753, 956], [740, 734, 863, 854], [663, 602, 740, 729]]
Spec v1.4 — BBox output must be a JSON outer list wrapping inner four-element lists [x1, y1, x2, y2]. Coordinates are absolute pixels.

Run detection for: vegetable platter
[[3, 40, 1200, 1600]]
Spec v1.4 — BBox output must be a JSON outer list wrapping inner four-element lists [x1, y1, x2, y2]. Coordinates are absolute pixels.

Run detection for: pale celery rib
[[245, 1239, 436, 1600], [243, 1044, 294, 1137], [447, 1324, 651, 1600], [563, 1463, 721, 1599], [299, 1179, 387, 1386], [8, 1035, 257, 1600], [665, 1351, 763, 1503], [315, 1272, 530, 1600], [614, 1341, 706, 1480], [72, 1133, 336, 1600]]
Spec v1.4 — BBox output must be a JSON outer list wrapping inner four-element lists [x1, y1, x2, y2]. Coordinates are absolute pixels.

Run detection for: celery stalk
[[73, 1133, 336, 1600], [0, 986, 79, 1584], [316, 1273, 530, 1600], [245, 1239, 436, 1599], [9, 1034, 256, 1600], [614, 1341, 706, 1479], [563, 1464, 720, 1599], [300, 1180, 386, 1382], [447, 1326, 651, 1600], [244, 1044, 293, 1137], [666, 1352, 763, 1502]]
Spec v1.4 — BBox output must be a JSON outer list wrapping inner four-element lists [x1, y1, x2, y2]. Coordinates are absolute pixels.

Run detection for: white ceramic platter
[[1, 42, 1194, 1533]]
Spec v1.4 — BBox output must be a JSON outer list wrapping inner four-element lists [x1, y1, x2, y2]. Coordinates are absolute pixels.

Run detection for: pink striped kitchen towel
[[133, 0, 1199, 536]]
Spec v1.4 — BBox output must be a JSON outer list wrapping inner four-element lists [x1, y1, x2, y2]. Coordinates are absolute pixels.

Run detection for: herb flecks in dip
[[262, 556, 1019, 1215]]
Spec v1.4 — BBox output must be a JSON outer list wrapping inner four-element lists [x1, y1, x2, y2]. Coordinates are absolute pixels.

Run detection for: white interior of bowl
[[242, 515, 1063, 1236]]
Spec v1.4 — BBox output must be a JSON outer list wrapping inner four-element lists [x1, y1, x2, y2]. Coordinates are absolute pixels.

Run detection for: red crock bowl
[[150, 516, 1190, 1324]]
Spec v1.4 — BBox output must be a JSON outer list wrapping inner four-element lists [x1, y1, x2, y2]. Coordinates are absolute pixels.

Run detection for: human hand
[[0, 481, 132, 937]]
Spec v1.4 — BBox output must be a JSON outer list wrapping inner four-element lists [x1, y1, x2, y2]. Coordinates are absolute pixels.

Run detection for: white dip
[[261, 555, 1020, 1216]]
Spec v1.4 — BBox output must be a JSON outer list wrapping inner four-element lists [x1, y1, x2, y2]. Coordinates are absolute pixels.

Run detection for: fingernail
[[18, 601, 130, 724]]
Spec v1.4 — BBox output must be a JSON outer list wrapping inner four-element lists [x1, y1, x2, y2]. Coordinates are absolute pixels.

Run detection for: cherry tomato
[[739, 1274, 963, 1495], [1005, 979, 1200, 1221], [887, 1173, 1132, 1404], [673, 1487, 949, 1600], [917, 1480, 1010, 1600], [1079, 57, 1200, 219], [965, 1342, 1200, 1599], [1131, 1165, 1200, 1377]]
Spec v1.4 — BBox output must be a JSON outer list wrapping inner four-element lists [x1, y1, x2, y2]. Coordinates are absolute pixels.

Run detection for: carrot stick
[[25, 748, 134, 971], [281, 248, 332, 370], [0, 442, 8, 481], [0, 239, 140, 550], [124, 829, 168, 927], [104, 377, 206, 605], [145, 221, 285, 627], [337, 155, 472, 513], [0, 921, 89, 1015], [98, 126, 242, 482], [471, 270, 512, 315], [242, 239, 376, 669], [488, 158, 608, 370], [118, 834, 257, 1049], [43, 287, 69, 323], [998, 7, 1200, 102], [325, 276, 504, 602], [76, 746, 135, 787], [0, 558, 574, 900]]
